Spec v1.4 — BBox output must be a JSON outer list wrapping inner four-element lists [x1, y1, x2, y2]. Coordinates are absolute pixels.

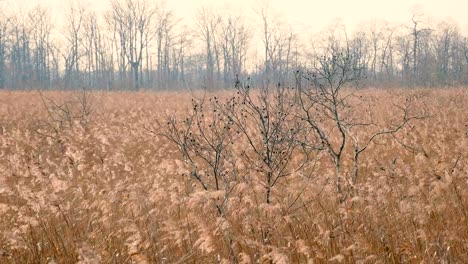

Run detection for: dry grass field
[[0, 88, 467, 263]]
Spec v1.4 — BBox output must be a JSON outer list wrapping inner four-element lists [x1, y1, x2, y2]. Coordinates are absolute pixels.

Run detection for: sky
[[1, 0, 468, 33]]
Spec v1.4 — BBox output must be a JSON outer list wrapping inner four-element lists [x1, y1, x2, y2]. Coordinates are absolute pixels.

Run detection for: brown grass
[[0, 88, 467, 263]]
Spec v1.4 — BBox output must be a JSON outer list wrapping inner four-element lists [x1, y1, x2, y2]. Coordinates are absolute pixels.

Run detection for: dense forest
[[0, 0, 467, 90]]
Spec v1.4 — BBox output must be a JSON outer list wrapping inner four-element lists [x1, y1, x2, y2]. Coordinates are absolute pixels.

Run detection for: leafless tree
[[219, 15, 251, 86], [9, 9, 31, 89], [170, 26, 191, 88], [297, 41, 429, 201], [409, 10, 432, 85], [36, 88, 95, 140], [162, 79, 309, 205], [28, 5, 53, 89], [196, 7, 222, 89], [83, 10, 112, 88], [297, 41, 363, 198], [256, 1, 297, 86], [464, 38, 468, 83], [106, 0, 157, 89], [0, 0, 467, 89], [154, 4, 178, 88], [0, 7, 10, 89], [433, 21, 460, 85], [379, 24, 398, 82], [348, 30, 370, 80], [160, 95, 239, 262], [226, 80, 301, 205], [62, 0, 86, 88]]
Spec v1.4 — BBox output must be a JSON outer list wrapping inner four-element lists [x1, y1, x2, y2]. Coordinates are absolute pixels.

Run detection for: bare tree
[[83, 10, 104, 88], [365, 21, 384, 80], [433, 21, 460, 85], [0, 0, 467, 89], [63, 0, 86, 88], [170, 26, 191, 88], [155, 4, 177, 88], [196, 7, 222, 89], [160, 95, 239, 261], [105, 1, 126, 86], [219, 14, 251, 86], [349, 30, 370, 80], [0, 7, 10, 89], [106, 0, 157, 90], [227, 80, 301, 205], [393, 29, 412, 85], [297, 40, 429, 201], [409, 10, 432, 85], [256, 1, 297, 86], [9, 8, 34, 89], [464, 38, 468, 83], [257, 0, 272, 82], [28, 5, 53, 88], [379, 24, 398, 82], [297, 41, 363, 199]]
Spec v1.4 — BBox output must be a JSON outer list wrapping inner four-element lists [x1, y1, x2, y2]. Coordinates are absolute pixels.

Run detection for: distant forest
[[0, 0, 467, 90]]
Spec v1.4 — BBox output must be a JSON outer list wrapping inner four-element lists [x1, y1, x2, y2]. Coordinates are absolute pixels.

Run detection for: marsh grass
[[0, 89, 467, 263]]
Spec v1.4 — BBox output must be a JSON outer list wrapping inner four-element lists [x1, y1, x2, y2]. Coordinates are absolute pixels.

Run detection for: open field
[[0, 88, 467, 263]]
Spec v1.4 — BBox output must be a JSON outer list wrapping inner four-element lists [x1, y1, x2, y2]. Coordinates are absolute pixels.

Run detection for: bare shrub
[[296, 46, 431, 201], [159, 93, 240, 261], [36, 88, 95, 137]]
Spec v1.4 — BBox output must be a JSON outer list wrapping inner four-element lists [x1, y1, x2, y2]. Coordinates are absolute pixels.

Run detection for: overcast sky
[[2, 0, 468, 33]]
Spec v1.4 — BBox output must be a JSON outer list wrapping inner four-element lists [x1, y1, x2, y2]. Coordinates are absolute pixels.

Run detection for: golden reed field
[[0, 88, 467, 263]]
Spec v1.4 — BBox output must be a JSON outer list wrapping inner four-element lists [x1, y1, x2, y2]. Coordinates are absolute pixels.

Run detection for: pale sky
[[2, 0, 468, 33]]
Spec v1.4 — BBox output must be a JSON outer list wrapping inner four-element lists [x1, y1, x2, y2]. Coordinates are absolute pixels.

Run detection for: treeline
[[0, 0, 467, 90]]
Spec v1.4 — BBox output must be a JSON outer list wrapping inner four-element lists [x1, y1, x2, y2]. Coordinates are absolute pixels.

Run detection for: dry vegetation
[[0, 88, 467, 263]]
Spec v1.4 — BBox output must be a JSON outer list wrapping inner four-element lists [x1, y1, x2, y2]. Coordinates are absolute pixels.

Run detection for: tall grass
[[0, 89, 467, 263]]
